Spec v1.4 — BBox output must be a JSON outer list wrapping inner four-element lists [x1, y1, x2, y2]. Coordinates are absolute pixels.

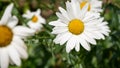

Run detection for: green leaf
[[112, 0, 120, 8]]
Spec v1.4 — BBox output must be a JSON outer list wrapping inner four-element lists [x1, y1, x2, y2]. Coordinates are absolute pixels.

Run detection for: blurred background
[[0, 0, 120, 68]]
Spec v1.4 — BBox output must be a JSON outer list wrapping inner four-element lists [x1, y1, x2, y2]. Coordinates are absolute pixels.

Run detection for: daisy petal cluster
[[0, 3, 35, 68], [49, 0, 110, 53], [23, 9, 46, 32]]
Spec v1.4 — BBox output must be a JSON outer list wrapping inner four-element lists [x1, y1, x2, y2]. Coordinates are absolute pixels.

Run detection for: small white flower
[[71, 0, 103, 12], [49, 1, 110, 53], [0, 3, 35, 68], [23, 9, 46, 32]]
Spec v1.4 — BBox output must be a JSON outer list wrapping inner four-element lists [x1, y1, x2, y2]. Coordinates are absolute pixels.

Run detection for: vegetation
[[0, 0, 120, 68]]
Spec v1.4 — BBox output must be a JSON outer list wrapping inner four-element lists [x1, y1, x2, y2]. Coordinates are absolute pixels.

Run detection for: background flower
[[23, 9, 46, 32], [77, 0, 103, 12]]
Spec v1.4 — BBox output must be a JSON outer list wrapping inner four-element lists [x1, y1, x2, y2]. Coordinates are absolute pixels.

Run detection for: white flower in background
[[0, 3, 35, 68], [49, 1, 110, 53], [23, 9, 46, 32], [71, 0, 103, 12]]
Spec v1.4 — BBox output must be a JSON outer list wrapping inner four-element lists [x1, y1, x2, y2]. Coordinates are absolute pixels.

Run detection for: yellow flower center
[[0, 25, 13, 47], [68, 19, 84, 35], [80, 1, 91, 11], [32, 15, 38, 23]]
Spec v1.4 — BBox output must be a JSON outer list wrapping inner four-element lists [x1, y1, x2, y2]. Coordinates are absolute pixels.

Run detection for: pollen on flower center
[[0, 25, 13, 47], [32, 15, 38, 23], [80, 1, 91, 11], [68, 19, 84, 35]]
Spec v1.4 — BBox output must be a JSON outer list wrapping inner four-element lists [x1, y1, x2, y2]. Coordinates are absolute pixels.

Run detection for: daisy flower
[[0, 3, 35, 68], [23, 9, 46, 32], [71, 0, 103, 12], [49, 1, 110, 53]]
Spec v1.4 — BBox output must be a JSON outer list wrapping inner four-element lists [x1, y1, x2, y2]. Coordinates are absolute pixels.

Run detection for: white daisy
[[49, 1, 110, 53], [0, 3, 35, 68], [23, 9, 46, 32], [71, 0, 103, 12]]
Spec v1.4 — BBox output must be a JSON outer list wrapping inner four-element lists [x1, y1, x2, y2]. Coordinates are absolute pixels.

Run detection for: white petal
[[85, 30, 101, 40], [49, 20, 67, 26], [75, 41, 80, 52], [0, 48, 9, 68], [78, 38, 91, 51], [83, 12, 99, 23], [56, 12, 69, 24], [8, 45, 21, 66], [81, 32, 97, 45], [94, 31, 105, 40], [66, 1, 75, 19], [71, 0, 81, 18], [13, 42, 28, 59], [53, 34, 62, 44], [0, 3, 13, 25], [13, 26, 35, 38], [12, 36, 27, 50], [80, 3, 89, 19], [54, 32, 72, 45], [59, 32, 72, 45], [66, 36, 76, 53], [26, 10, 31, 14], [52, 27, 68, 34], [22, 10, 33, 19], [38, 16, 46, 24], [22, 14, 33, 19], [9, 58, 14, 65], [90, 0, 103, 12], [59, 7, 70, 20], [36, 9, 41, 15], [27, 21, 43, 31], [7, 16, 18, 29]]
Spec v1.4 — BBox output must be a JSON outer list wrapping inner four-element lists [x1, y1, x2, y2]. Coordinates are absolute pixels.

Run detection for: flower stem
[[11, 0, 27, 25]]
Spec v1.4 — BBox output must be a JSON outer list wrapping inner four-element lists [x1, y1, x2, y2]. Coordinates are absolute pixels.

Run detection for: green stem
[[11, 0, 27, 25]]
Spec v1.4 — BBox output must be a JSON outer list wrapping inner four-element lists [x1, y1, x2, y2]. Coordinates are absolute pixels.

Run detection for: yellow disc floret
[[80, 1, 91, 11], [32, 15, 38, 23], [68, 19, 84, 35], [0, 25, 13, 47]]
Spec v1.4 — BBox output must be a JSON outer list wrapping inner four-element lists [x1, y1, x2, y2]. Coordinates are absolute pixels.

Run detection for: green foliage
[[0, 0, 120, 68]]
